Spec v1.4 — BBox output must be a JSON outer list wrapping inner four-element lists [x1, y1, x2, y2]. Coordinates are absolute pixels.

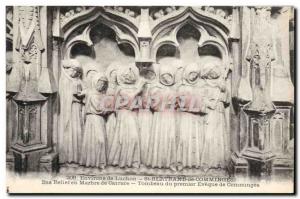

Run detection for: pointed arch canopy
[[60, 6, 232, 65]]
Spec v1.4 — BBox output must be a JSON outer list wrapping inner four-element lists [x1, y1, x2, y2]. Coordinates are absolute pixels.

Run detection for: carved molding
[[62, 7, 140, 60], [60, 6, 95, 29], [60, 6, 233, 65], [64, 25, 93, 59], [152, 7, 232, 34]]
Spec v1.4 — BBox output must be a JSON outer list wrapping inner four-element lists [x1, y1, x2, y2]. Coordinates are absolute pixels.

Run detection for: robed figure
[[138, 68, 157, 166], [108, 64, 144, 168], [105, 63, 119, 156], [176, 63, 206, 170], [80, 72, 109, 168], [146, 65, 178, 171], [200, 62, 230, 169], [58, 59, 84, 164]]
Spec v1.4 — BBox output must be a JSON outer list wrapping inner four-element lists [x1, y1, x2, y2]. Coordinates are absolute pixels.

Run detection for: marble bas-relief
[[58, 59, 84, 164], [6, 6, 294, 186], [59, 58, 232, 173]]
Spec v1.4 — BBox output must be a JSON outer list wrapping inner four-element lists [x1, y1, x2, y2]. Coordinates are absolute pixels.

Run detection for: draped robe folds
[[106, 113, 116, 156], [146, 86, 177, 169], [58, 71, 84, 164], [105, 83, 117, 157], [200, 81, 230, 169], [138, 83, 153, 165], [80, 90, 108, 168], [108, 87, 141, 168], [176, 85, 206, 169]]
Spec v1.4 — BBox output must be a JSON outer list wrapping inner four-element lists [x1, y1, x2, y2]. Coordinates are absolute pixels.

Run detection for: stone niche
[[6, 6, 294, 180], [69, 23, 136, 76]]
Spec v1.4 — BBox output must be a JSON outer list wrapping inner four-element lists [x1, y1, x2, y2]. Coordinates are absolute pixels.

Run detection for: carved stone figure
[[176, 63, 206, 170], [200, 61, 230, 170], [146, 64, 178, 171], [58, 59, 84, 164], [79, 72, 109, 169], [105, 63, 118, 157], [138, 69, 156, 166], [108, 64, 144, 168]]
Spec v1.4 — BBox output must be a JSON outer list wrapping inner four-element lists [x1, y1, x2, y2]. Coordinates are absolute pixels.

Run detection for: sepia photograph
[[5, 4, 295, 194]]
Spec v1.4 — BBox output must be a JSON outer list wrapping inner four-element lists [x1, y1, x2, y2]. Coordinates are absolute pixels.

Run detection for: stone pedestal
[[10, 147, 59, 174], [229, 152, 249, 178], [6, 152, 15, 171], [272, 156, 294, 180], [39, 152, 59, 173]]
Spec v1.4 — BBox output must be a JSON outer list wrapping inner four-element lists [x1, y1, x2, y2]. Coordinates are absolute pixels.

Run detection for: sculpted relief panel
[[6, 6, 294, 181], [54, 6, 233, 175]]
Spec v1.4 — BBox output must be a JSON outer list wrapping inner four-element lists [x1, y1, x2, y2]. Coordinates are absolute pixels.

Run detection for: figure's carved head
[[201, 62, 221, 80], [70, 65, 83, 78], [159, 66, 176, 86], [122, 68, 137, 84], [62, 59, 82, 78], [160, 73, 174, 86], [106, 61, 120, 83], [183, 63, 199, 84], [117, 64, 139, 85], [93, 72, 108, 92]]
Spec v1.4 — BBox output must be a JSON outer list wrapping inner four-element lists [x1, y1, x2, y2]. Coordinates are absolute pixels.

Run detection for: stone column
[[6, 6, 20, 171], [269, 7, 294, 180], [241, 7, 276, 179], [229, 7, 251, 178], [8, 6, 58, 173], [51, 7, 64, 154]]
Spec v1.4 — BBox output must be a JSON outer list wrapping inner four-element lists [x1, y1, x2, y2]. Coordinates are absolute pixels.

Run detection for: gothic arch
[[59, 6, 232, 66], [61, 7, 140, 60], [150, 10, 231, 67]]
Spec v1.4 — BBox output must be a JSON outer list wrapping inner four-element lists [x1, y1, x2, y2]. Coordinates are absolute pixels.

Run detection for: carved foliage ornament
[[16, 6, 44, 64], [106, 6, 138, 18], [60, 6, 94, 27]]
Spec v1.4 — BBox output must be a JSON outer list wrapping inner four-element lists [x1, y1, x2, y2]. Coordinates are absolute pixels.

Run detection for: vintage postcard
[[6, 6, 295, 194]]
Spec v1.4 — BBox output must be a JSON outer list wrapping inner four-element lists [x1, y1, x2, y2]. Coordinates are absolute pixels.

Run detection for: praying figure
[[108, 64, 145, 168], [79, 72, 109, 169], [58, 59, 84, 164], [146, 64, 178, 171], [200, 61, 230, 170], [176, 63, 206, 170]]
